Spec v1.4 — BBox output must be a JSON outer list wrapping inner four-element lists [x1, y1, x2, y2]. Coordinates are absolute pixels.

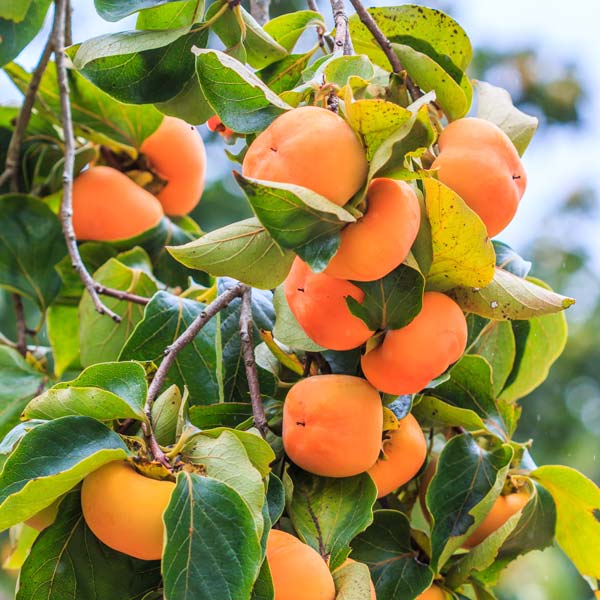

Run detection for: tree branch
[[250, 0, 270, 26], [54, 0, 121, 323], [239, 286, 269, 439], [95, 286, 150, 306], [329, 0, 353, 56], [0, 31, 54, 191], [347, 0, 422, 100], [13, 294, 28, 357]]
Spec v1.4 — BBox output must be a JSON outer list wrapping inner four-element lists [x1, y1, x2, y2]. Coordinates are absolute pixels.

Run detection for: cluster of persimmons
[[36, 104, 529, 600]]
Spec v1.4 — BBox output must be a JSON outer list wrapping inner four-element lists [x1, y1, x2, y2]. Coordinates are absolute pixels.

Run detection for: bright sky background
[[2, 0, 599, 260]]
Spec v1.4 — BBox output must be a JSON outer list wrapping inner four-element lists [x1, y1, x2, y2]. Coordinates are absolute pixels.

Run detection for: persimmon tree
[[0, 1, 599, 599]]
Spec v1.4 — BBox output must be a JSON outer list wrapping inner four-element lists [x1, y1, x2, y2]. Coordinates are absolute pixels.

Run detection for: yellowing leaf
[[424, 178, 496, 292], [382, 407, 400, 431]]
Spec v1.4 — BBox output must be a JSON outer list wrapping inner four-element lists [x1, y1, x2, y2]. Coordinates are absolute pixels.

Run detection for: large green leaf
[[0, 0, 34, 22], [0, 195, 67, 311], [235, 174, 355, 272], [351, 510, 434, 599], [449, 270, 575, 320], [120, 290, 220, 405], [23, 361, 148, 423], [136, 0, 204, 29], [0, 416, 129, 530], [0, 347, 46, 439], [195, 48, 291, 133], [162, 472, 263, 600], [79, 254, 158, 367], [0, 0, 52, 67], [346, 263, 425, 331], [428, 355, 512, 437], [475, 81, 538, 156], [168, 218, 294, 290], [95, 0, 182, 21], [423, 178, 496, 292], [263, 10, 325, 52], [154, 74, 213, 125], [189, 402, 254, 429], [500, 304, 568, 403], [4, 63, 163, 153], [16, 490, 161, 600], [181, 430, 266, 535], [426, 433, 513, 570], [286, 466, 377, 570], [71, 27, 208, 104], [531, 465, 600, 579], [47, 304, 81, 377], [258, 51, 316, 95]]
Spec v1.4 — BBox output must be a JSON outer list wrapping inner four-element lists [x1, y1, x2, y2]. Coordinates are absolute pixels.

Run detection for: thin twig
[[0, 32, 54, 191], [329, 0, 353, 56], [54, 0, 121, 323], [347, 0, 422, 100], [13, 294, 28, 357], [95, 286, 150, 305], [250, 0, 270, 25], [239, 286, 269, 439], [65, 0, 72, 46], [307, 0, 319, 10]]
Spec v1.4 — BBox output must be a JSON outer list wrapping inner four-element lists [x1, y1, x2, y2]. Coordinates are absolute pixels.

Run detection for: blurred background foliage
[[0, 0, 598, 598]]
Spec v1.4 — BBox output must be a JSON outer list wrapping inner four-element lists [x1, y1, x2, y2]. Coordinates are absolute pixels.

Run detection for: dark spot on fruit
[[296, 421, 306, 427], [270, 147, 278, 152], [297, 287, 305, 292]]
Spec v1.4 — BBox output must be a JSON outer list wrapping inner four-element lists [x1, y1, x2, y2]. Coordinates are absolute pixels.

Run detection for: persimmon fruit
[[81, 460, 175, 560], [242, 106, 368, 207], [282, 375, 383, 477], [324, 178, 421, 281], [361, 292, 467, 394], [284, 257, 374, 351], [266, 529, 335, 600], [367, 413, 427, 498], [463, 489, 530, 548], [207, 115, 235, 140], [432, 117, 527, 237], [72, 166, 164, 241], [417, 585, 446, 600], [140, 116, 207, 216]]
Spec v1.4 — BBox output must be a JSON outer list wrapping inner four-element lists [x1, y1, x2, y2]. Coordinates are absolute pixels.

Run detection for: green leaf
[[324, 55, 374, 87], [95, 0, 182, 21], [475, 80, 538, 156], [500, 301, 568, 402], [23, 361, 148, 423], [263, 11, 325, 52], [181, 430, 266, 535], [0, 347, 46, 439], [79, 256, 158, 367], [120, 291, 220, 405], [72, 27, 209, 104], [251, 560, 274, 600], [333, 560, 374, 600], [531, 465, 600, 579], [468, 317, 516, 397], [346, 263, 425, 331], [0, 0, 52, 67], [168, 218, 294, 290], [189, 402, 254, 429], [286, 465, 377, 570], [0, 416, 129, 530], [426, 434, 513, 570], [152, 385, 182, 445], [272, 285, 325, 352], [197, 427, 275, 478], [351, 510, 433, 599], [162, 472, 263, 600], [449, 270, 575, 320], [258, 51, 315, 95], [195, 48, 291, 133], [424, 178, 496, 292], [266, 474, 285, 524], [0, 0, 33, 22], [154, 74, 213, 124], [47, 304, 80, 377], [428, 355, 511, 437], [4, 62, 163, 153], [136, 0, 202, 29], [349, 6, 471, 71], [235, 174, 355, 272], [412, 395, 488, 433], [0, 195, 67, 311], [16, 490, 161, 600], [492, 241, 531, 278]]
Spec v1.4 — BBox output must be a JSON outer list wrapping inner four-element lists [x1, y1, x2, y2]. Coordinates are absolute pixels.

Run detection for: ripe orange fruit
[[367, 413, 427, 498], [207, 115, 235, 140], [361, 292, 467, 394], [72, 166, 163, 241], [417, 584, 446, 599], [432, 117, 526, 237], [266, 529, 335, 600], [284, 257, 374, 351], [324, 178, 421, 281], [81, 460, 175, 560], [141, 116, 206, 216], [283, 375, 383, 477], [242, 106, 368, 207]]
